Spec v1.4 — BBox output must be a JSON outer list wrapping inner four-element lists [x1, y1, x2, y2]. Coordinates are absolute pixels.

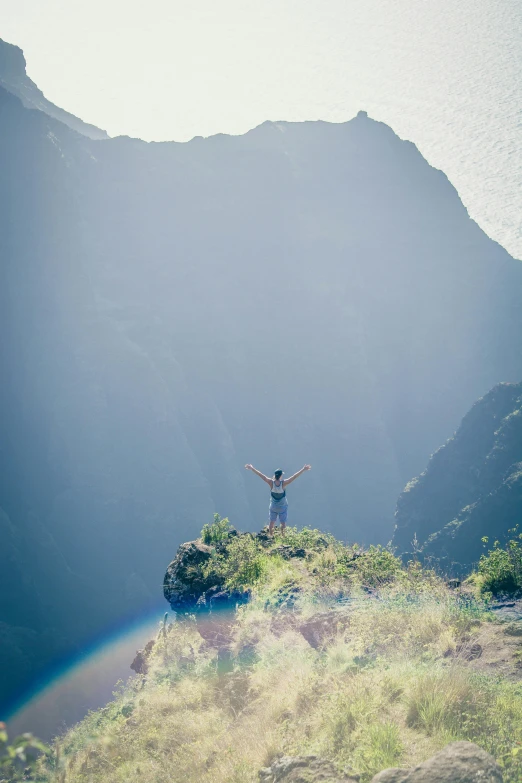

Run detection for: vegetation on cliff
[[393, 382, 522, 572], [29, 520, 522, 783], [470, 529, 522, 597]]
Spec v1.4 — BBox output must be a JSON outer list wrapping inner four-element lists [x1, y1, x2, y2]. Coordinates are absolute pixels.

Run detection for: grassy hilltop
[[15, 519, 522, 783]]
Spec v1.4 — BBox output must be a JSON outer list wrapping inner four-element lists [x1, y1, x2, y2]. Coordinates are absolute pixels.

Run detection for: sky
[[1, 0, 522, 257]]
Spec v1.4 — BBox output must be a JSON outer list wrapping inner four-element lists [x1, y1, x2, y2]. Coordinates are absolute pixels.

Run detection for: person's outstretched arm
[[283, 465, 311, 487], [245, 464, 272, 486]]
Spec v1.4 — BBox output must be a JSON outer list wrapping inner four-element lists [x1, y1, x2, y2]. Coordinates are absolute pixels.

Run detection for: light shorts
[[269, 503, 288, 524]]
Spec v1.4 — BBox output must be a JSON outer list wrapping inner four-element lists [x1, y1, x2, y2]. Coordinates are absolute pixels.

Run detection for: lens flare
[[5, 606, 164, 742]]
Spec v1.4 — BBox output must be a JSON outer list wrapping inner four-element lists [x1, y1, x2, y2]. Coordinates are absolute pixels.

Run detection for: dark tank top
[[270, 479, 286, 502]]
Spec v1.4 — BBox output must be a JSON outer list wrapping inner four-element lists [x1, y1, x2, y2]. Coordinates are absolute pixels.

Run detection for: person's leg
[[269, 509, 277, 536], [279, 507, 288, 536]]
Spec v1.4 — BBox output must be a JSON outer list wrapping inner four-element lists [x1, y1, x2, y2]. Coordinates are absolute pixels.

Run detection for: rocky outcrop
[[393, 382, 522, 572], [163, 540, 216, 610], [130, 639, 155, 675], [259, 755, 358, 782], [489, 600, 522, 623], [371, 741, 501, 782], [163, 533, 251, 611], [258, 741, 501, 783]]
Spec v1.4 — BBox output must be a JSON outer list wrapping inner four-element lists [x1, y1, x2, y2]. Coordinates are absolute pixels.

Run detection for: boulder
[[130, 639, 155, 675], [371, 742, 502, 783], [163, 540, 218, 610], [256, 527, 274, 547], [259, 755, 358, 782], [372, 772, 409, 783], [490, 600, 522, 623], [504, 622, 522, 636]]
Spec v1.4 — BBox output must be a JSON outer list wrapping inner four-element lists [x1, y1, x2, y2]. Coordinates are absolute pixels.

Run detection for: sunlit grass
[[38, 528, 522, 783]]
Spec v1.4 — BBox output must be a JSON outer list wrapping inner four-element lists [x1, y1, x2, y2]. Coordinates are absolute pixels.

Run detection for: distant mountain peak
[[0, 37, 108, 140], [0, 38, 26, 78]]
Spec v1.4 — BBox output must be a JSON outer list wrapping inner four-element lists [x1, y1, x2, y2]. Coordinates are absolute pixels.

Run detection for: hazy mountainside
[[0, 38, 108, 139], [1, 41, 522, 713], [393, 382, 522, 572]]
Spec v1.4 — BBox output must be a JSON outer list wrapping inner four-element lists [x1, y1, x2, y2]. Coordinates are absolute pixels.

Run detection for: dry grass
[[39, 535, 522, 783]]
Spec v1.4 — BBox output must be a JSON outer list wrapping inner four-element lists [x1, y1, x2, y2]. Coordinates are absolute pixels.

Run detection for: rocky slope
[[393, 381, 522, 571], [2, 41, 522, 712], [24, 525, 522, 783]]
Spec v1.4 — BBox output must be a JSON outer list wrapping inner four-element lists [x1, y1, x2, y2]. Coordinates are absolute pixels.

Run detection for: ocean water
[[334, 0, 522, 260], [253, 0, 522, 261]]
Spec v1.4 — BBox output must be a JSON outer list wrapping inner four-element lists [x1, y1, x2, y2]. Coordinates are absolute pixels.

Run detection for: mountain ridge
[[0, 38, 108, 140]]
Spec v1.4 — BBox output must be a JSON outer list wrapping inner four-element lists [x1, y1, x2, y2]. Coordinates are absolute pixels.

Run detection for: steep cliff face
[[393, 382, 522, 571], [0, 38, 108, 139], [1, 47, 522, 711]]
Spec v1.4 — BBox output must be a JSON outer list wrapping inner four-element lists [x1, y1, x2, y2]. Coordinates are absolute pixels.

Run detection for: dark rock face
[[130, 639, 155, 675], [163, 538, 249, 615], [259, 755, 358, 782], [371, 741, 502, 783], [2, 39, 522, 710], [163, 541, 215, 610], [489, 600, 522, 624], [393, 382, 522, 572]]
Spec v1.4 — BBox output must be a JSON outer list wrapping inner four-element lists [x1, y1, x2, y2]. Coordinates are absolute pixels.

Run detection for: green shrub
[[477, 534, 522, 595], [352, 545, 402, 587], [203, 534, 269, 591], [201, 514, 233, 545], [0, 723, 48, 782], [361, 721, 403, 775], [282, 526, 334, 551]]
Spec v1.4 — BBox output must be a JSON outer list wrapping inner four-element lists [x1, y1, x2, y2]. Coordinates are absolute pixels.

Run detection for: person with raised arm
[[245, 464, 311, 536]]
